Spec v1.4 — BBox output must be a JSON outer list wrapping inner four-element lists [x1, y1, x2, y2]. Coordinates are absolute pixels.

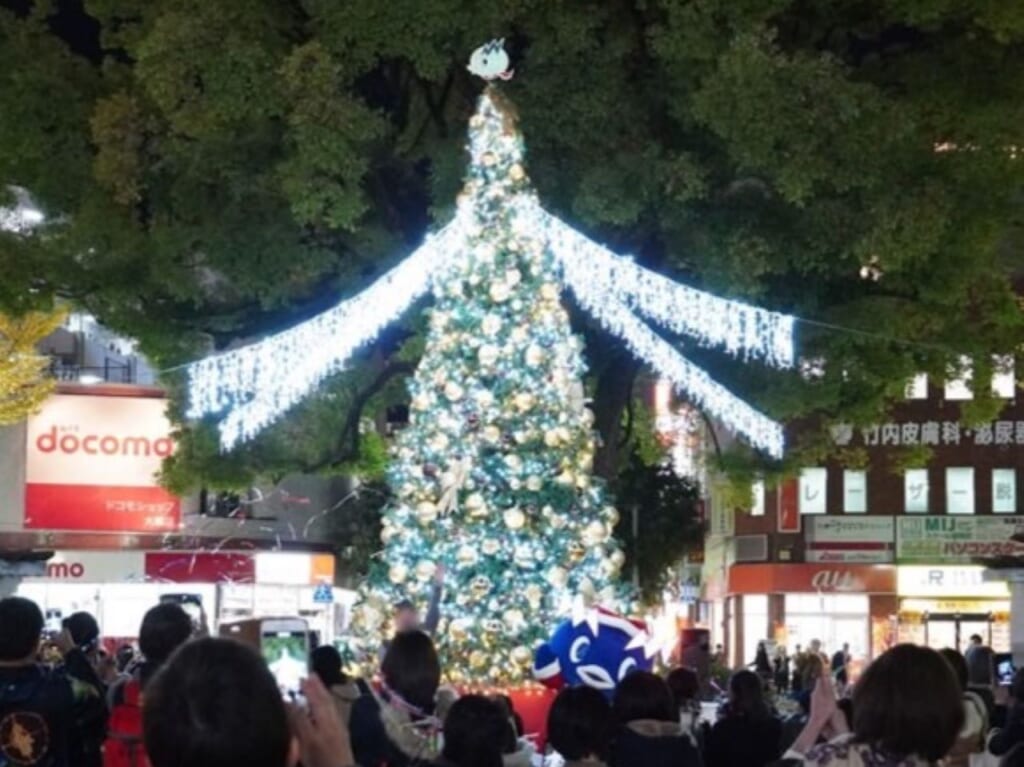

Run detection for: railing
[[48, 360, 136, 384]]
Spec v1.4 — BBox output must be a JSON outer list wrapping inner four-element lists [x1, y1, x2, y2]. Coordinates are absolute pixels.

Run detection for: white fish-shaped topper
[[467, 38, 514, 81]]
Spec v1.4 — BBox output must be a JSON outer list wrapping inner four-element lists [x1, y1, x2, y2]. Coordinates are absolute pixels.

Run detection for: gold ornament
[[504, 454, 522, 472], [511, 645, 532, 666], [428, 433, 450, 451], [503, 609, 525, 630], [582, 520, 608, 546], [481, 314, 502, 336], [415, 501, 438, 525], [544, 429, 563, 448], [388, 563, 409, 584], [510, 325, 528, 343], [509, 164, 526, 182], [505, 268, 521, 287], [540, 283, 559, 301], [478, 344, 500, 366], [464, 493, 486, 519], [483, 425, 501, 443], [610, 549, 626, 569], [576, 474, 591, 490], [525, 344, 544, 367], [444, 381, 464, 401], [415, 560, 437, 581], [411, 393, 431, 411], [450, 618, 471, 641], [546, 566, 569, 589], [604, 506, 621, 527], [513, 545, 534, 567], [475, 389, 495, 408], [469, 114, 484, 129], [514, 392, 535, 412], [525, 584, 544, 608], [550, 513, 569, 530], [470, 575, 492, 597], [481, 152, 497, 167], [526, 475, 542, 492], [469, 650, 488, 670], [600, 557, 618, 577], [484, 619, 504, 634], [482, 538, 501, 556], [456, 545, 479, 567], [557, 470, 575, 485], [568, 540, 586, 562], [503, 507, 526, 530], [489, 282, 511, 303]]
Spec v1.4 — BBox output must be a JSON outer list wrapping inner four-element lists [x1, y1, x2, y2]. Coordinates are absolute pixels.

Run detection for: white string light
[[538, 203, 794, 367], [187, 215, 467, 447], [185, 87, 793, 458], [560, 242, 785, 457]]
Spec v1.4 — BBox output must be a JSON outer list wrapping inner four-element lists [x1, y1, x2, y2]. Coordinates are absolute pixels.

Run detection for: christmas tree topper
[[468, 39, 514, 81]]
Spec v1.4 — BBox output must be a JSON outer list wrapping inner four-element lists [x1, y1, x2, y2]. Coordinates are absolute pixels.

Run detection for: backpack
[[103, 680, 149, 767]]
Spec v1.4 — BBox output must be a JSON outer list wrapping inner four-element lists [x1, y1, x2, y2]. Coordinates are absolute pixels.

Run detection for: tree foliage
[[0, 0, 1022, 489], [0, 306, 66, 425]]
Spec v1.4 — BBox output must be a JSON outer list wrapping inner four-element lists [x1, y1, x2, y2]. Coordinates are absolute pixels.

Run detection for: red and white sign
[[25, 394, 180, 532], [805, 517, 895, 564], [23, 551, 147, 582], [778, 478, 800, 533], [729, 563, 897, 595]]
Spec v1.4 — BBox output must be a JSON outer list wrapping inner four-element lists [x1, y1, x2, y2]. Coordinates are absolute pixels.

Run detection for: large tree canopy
[[1, 0, 1022, 491]]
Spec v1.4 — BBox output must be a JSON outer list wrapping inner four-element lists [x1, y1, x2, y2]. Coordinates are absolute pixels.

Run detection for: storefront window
[[946, 467, 975, 515], [742, 594, 769, 668], [799, 468, 827, 515], [904, 469, 929, 513], [784, 593, 869, 661], [843, 470, 867, 513], [993, 469, 1016, 513]]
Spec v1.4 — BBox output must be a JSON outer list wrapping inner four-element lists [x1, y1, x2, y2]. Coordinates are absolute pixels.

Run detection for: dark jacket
[[610, 719, 702, 767], [0, 664, 75, 767], [349, 689, 440, 767], [58, 648, 108, 767], [705, 713, 782, 767], [990, 702, 1024, 756]]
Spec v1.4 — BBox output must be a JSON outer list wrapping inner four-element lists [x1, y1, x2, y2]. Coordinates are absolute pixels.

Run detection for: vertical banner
[[778, 478, 800, 533]]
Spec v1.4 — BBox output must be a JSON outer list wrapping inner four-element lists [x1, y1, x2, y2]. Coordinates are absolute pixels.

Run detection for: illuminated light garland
[[185, 87, 791, 460], [561, 245, 785, 457], [533, 202, 794, 367], [188, 214, 468, 447]]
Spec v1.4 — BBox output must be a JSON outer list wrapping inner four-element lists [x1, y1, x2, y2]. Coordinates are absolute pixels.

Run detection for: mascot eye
[[570, 637, 591, 664], [618, 657, 638, 681]]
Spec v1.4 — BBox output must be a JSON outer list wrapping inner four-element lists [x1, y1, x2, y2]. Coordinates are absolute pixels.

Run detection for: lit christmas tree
[[351, 89, 626, 683], [185, 42, 795, 684]]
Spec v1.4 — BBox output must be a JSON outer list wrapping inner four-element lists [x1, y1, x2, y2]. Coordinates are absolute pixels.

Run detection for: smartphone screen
[[260, 620, 309, 699], [996, 653, 1016, 686]]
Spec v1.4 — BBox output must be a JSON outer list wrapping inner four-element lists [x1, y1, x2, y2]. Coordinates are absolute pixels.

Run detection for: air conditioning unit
[[733, 535, 769, 563]]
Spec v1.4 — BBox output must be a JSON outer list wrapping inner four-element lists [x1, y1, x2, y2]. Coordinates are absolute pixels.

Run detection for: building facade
[[703, 367, 1023, 669]]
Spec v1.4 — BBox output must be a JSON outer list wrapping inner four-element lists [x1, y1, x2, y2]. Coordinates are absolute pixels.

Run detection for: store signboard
[[805, 518, 894, 563], [778, 478, 800, 533], [897, 565, 1010, 598], [729, 563, 896, 595], [25, 394, 180, 532], [145, 552, 255, 584], [897, 517, 1024, 563], [22, 550, 146, 582]]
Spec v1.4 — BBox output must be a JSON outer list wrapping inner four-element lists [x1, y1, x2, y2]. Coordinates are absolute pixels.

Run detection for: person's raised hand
[[54, 628, 76, 657], [434, 562, 446, 586], [288, 673, 354, 767], [810, 673, 838, 726]]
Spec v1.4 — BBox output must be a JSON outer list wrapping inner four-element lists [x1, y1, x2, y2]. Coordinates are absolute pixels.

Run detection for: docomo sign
[[35, 427, 174, 458], [729, 563, 897, 595], [25, 394, 181, 533], [22, 551, 147, 583], [27, 394, 177, 487]]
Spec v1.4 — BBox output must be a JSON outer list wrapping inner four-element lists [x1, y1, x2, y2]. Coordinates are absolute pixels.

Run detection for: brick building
[[702, 364, 1024, 669]]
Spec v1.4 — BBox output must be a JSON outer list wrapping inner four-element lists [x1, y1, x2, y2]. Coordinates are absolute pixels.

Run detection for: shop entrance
[[923, 613, 991, 652]]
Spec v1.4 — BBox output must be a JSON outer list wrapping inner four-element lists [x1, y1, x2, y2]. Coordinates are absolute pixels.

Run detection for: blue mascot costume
[[533, 607, 653, 697]]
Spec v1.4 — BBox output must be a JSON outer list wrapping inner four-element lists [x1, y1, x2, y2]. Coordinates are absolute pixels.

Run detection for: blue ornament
[[533, 607, 653, 697]]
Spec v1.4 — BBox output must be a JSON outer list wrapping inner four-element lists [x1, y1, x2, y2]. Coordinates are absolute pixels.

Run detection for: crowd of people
[[5, 590, 1024, 767]]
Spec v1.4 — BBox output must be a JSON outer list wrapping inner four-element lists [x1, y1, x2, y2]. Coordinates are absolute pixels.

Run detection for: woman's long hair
[[728, 669, 771, 721]]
